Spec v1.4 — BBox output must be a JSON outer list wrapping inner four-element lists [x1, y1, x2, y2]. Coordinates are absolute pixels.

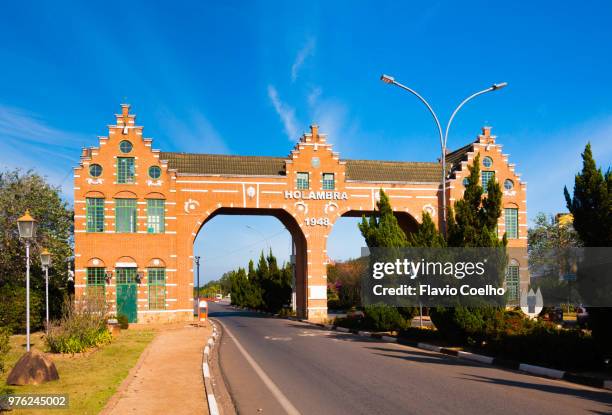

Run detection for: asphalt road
[[210, 302, 612, 415]]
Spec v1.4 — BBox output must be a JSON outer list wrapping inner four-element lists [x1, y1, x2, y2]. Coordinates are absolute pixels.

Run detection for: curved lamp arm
[[381, 75, 444, 151], [444, 83, 508, 150]]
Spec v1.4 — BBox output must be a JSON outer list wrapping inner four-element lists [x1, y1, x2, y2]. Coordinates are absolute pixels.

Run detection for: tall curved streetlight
[[40, 248, 52, 335], [17, 210, 37, 351], [380, 74, 507, 235]]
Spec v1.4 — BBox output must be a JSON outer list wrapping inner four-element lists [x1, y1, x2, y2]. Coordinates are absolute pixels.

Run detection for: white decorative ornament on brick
[[423, 204, 436, 217], [147, 179, 163, 187], [324, 202, 338, 214], [295, 201, 308, 214], [86, 178, 104, 185], [246, 186, 256, 199], [184, 199, 200, 213]]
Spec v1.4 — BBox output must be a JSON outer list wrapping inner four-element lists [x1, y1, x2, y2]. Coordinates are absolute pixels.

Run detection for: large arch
[[193, 207, 309, 317]]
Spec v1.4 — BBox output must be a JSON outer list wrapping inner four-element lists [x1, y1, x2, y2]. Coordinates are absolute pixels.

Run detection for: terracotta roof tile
[[344, 159, 440, 182], [159, 153, 286, 176], [159, 152, 446, 183]]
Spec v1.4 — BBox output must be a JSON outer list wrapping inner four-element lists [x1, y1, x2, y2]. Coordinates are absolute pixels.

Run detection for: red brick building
[[73, 105, 527, 323]]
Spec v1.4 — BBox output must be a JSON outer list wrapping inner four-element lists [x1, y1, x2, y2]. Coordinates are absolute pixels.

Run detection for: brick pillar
[[303, 230, 330, 323]]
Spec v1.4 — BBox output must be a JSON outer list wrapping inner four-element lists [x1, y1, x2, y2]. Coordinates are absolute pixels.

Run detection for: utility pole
[[195, 256, 201, 306]]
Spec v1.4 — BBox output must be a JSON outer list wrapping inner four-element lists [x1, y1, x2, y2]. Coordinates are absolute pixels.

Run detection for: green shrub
[[47, 327, 112, 354], [0, 327, 11, 373], [430, 306, 505, 344], [117, 314, 129, 330], [334, 315, 365, 330], [363, 304, 407, 332], [45, 295, 112, 354], [277, 308, 296, 318], [397, 306, 419, 321], [485, 325, 600, 371], [398, 326, 441, 343]]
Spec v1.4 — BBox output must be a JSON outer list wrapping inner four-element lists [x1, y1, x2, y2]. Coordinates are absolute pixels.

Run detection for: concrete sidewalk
[[102, 322, 212, 415]]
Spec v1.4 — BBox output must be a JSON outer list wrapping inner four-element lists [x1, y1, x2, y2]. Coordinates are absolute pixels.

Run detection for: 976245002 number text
[[0, 394, 69, 409]]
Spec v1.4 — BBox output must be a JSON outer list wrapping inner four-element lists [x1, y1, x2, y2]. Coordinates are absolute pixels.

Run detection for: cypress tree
[[447, 154, 507, 248], [564, 143, 612, 357], [408, 212, 446, 248], [564, 143, 612, 247], [247, 259, 256, 280], [256, 251, 269, 282], [359, 190, 408, 248], [431, 154, 506, 341]]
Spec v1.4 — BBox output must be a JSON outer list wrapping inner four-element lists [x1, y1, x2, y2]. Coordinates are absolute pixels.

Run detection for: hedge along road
[[209, 302, 612, 415]]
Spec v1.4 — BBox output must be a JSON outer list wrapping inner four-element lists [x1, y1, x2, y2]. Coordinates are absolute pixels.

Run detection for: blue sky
[[1, 2, 611, 282]]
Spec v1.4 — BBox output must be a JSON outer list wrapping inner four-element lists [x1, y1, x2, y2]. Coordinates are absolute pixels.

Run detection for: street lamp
[[379, 74, 507, 235], [40, 248, 52, 335], [194, 256, 201, 306], [17, 210, 37, 351]]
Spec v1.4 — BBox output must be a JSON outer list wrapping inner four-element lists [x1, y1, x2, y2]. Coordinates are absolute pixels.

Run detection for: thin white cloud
[[307, 86, 322, 108], [0, 104, 84, 150], [0, 104, 89, 199], [291, 38, 316, 83], [156, 107, 228, 154], [267, 85, 299, 140]]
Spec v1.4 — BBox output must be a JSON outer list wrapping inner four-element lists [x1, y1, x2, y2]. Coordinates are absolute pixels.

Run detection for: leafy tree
[[527, 213, 582, 304], [564, 143, 612, 357], [327, 257, 368, 309], [0, 169, 73, 332], [0, 327, 10, 374], [219, 271, 232, 294]]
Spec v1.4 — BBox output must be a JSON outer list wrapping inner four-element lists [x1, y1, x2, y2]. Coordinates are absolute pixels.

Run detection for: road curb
[[202, 321, 220, 415], [231, 305, 612, 391]]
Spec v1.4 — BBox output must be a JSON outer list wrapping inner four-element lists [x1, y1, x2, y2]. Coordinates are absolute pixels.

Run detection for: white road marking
[[221, 323, 301, 415], [264, 336, 292, 341]]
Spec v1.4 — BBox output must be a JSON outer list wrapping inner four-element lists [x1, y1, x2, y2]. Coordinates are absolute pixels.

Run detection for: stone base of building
[[137, 310, 194, 324], [307, 308, 329, 324]]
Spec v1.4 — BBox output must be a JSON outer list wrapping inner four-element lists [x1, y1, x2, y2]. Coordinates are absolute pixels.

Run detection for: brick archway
[[193, 207, 309, 317], [73, 105, 527, 323]]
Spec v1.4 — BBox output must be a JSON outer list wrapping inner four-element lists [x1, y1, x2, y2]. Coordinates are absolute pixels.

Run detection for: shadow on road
[[209, 310, 269, 318], [369, 349, 485, 368], [461, 373, 612, 408]]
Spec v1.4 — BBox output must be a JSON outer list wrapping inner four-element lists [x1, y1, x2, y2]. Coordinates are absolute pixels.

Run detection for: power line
[[201, 228, 288, 263]]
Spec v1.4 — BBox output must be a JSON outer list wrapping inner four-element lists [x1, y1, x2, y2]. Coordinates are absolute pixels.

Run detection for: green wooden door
[[116, 268, 137, 323]]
